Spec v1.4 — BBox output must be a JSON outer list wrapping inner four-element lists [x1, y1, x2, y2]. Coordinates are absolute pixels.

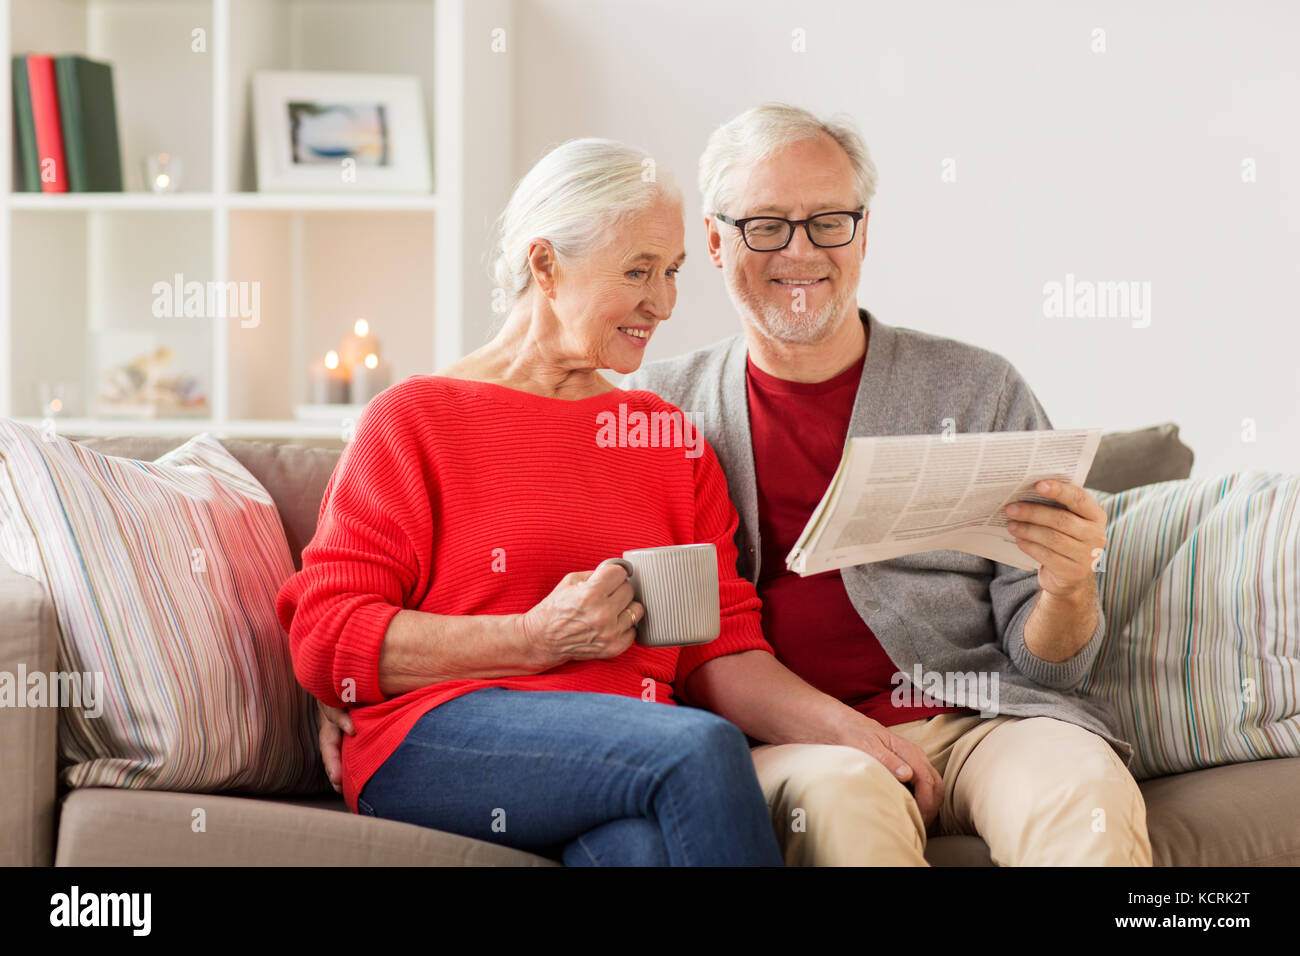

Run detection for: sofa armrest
[[0, 556, 59, 865]]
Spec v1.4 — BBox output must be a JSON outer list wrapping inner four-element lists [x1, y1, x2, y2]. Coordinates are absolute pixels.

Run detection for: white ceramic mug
[[597, 543, 720, 648]]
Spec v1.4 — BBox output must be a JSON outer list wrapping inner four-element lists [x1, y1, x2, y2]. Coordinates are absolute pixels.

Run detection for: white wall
[[503, 0, 1300, 477]]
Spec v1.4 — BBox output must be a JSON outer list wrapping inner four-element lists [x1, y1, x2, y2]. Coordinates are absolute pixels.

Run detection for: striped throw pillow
[[1083, 472, 1300, 780], [0, 422, 324, 794]]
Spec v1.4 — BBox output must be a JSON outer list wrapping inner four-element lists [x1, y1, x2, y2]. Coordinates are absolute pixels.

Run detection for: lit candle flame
[[364, 353, 379, 369], [324, 350, 340, 370], [354, 318, 369, 337]]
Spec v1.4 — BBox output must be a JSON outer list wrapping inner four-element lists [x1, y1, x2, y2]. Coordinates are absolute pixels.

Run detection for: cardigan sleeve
[[672, 430, 774, 697], [987, 361, 1106, 690], [275, 385, 437, 708]]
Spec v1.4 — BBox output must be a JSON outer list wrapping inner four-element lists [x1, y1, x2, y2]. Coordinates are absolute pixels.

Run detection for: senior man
[[617, 103, 1151, 866]]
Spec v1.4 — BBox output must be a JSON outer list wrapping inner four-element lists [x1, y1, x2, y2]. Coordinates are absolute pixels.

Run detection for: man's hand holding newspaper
[[785, 428, 1106, 581], [1004, 476, 1108, 599]]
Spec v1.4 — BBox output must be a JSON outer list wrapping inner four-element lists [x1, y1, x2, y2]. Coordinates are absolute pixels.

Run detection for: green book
[[10, 55, 40, 191], [53, 54, 123, 191]]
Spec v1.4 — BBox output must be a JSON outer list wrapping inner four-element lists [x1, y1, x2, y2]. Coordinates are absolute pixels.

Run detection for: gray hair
[[698, 102, 878, 218], [489, 137, 682, 305]]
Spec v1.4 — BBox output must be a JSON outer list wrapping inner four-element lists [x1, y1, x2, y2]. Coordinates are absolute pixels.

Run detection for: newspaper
[[785, 428, 1103, 575]]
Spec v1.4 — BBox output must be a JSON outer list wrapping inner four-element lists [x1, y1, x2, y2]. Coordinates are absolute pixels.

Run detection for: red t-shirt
[[746, 349, 973, 725], [277, 376, 774, 812]]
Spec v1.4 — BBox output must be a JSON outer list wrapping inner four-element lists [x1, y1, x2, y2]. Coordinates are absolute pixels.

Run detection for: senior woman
[[276, 138, 784, 866]]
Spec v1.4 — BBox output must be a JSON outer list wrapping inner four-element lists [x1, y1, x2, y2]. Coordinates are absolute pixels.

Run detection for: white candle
[[309, 350, 350, 404], [144, 152, 182, 193], [339, 318, 381, 370], [349, 352, 391, 404]]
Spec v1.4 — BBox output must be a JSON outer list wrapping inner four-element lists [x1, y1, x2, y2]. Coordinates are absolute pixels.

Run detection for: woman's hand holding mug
[[517, 563, 643, 669]]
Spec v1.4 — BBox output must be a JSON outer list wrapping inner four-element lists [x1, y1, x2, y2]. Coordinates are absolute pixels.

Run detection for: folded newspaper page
[[785, 428, 1103, 575]]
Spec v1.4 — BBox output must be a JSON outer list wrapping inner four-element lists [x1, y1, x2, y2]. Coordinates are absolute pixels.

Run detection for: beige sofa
[[3, 426, 1298, 866]]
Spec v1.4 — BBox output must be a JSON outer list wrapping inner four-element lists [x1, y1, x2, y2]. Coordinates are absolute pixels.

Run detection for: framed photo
[[252, 71, 431, 192]]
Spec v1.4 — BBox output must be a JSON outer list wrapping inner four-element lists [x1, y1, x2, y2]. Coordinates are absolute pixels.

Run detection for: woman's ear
[[527, 238, 559, 300]]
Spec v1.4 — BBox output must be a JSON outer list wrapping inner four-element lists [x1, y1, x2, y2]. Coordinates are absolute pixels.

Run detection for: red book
[[27, 54, 68, 192]]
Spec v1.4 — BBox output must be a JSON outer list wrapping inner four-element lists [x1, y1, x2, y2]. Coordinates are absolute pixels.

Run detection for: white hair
[[489, 137, 682, 305], [698, 103, 878, 217]]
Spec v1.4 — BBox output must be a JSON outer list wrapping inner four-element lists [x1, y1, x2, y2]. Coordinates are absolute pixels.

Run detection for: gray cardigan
[[622, 307, 1131, 765]]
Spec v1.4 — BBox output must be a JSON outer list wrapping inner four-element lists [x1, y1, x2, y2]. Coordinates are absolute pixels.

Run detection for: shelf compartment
[[225, 207, 433, 422]]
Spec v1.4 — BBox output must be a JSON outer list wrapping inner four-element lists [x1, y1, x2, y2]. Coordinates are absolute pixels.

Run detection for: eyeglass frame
[[713, 208, 866, 251]]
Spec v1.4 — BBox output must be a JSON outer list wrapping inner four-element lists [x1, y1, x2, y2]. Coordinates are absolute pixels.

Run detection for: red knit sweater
[[276, 375, 775, 813]]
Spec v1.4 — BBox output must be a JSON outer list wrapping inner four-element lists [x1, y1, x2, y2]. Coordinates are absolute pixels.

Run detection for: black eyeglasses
[[714, 209, 865, 251]]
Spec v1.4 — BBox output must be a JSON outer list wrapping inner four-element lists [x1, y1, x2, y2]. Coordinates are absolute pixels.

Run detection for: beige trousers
[[750, 713, 1153, 866]]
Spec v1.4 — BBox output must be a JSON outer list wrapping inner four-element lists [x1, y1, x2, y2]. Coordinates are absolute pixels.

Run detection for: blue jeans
[[356, 687, 784, 866]]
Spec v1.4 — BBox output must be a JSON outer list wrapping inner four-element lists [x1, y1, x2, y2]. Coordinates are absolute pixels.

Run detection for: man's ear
[[858, 210, 869, 260], [704, 215, 724, 268], [527, 238, 559, 299]]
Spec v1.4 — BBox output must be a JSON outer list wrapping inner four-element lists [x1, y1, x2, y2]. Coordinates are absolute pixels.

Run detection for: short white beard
[[726, 270, 855, 345]]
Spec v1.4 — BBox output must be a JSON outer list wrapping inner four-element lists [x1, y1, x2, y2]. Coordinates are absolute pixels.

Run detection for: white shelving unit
[[1, 0, 513, 440]]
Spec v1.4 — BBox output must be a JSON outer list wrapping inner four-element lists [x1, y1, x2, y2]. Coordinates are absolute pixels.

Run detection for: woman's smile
[[617, 324, 654, 346]]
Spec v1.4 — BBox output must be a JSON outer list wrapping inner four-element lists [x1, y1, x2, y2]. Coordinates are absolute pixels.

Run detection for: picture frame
[[252, 70, 431, 192]]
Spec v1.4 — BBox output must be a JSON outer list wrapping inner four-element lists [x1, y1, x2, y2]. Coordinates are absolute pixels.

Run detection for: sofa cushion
[[1083, 422, 1194, 493], [69, 436, 342, 571], [1085, 472, 1300, 780], [0, 422, 324, 796], [55, 788, 559, 866], [923, 835, 993, 866], [1139, 757, 1300, 866]]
